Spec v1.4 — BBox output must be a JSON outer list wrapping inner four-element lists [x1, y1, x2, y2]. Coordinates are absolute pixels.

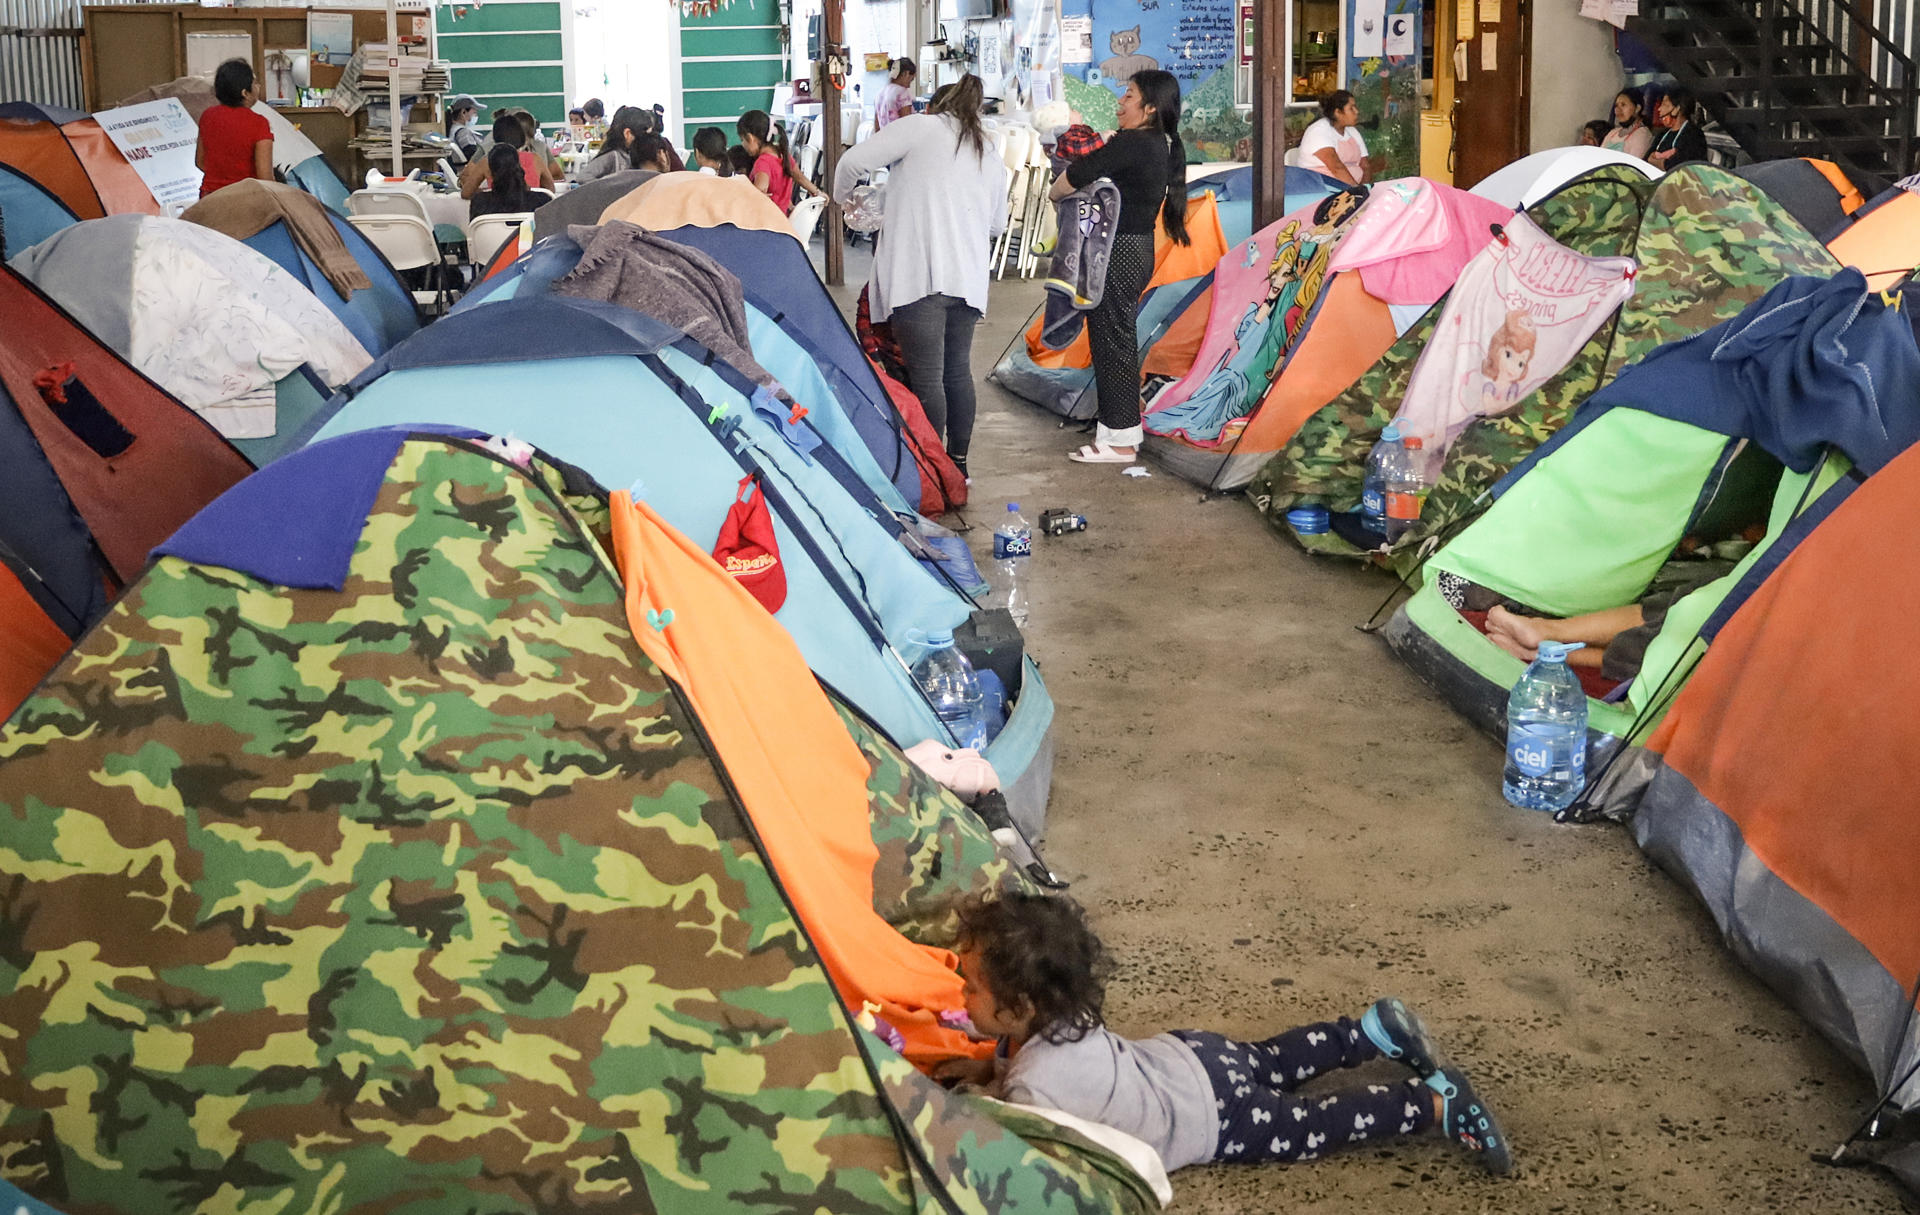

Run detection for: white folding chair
[[788, 194, 828, 244], [347, 213, 453, 316], [1017, 132, 1054, 278], [993, 126, 1033, 279], [348, 188, 434, 222], [467, 213, 533, 267]]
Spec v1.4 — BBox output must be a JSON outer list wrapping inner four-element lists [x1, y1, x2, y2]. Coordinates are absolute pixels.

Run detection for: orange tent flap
[[609, 494, 988, 1068], [59, 120, 159, 216], [0, 568, 71, 718], [1024, 191, 1230, 367], [1240, 273, 1398, 451], [1827, 191, 1920, 291], [1143, 281, 1214, 380], [0, 119, 102, 219], [1648, 450, 1920, 989]]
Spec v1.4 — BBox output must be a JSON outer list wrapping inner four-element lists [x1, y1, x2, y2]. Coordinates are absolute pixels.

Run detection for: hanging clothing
[[1327, 178, 1516, 308], [1040, 178, 1123, 350]]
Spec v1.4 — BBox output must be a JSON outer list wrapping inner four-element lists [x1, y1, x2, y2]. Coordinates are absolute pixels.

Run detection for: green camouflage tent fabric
[[0, 434, 1152, 1215], [1250, 163, 1837, 560]]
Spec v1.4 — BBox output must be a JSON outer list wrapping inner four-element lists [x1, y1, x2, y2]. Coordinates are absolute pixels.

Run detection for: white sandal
[[1067, 442, 1136, 464]]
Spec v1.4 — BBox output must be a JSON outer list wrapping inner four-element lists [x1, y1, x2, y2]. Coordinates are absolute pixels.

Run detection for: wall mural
[[1346, 0, 1422, 179], [1059, 0, 1251, 162]]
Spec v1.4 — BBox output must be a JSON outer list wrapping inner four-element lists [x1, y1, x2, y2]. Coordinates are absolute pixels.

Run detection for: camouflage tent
[[1250, 163, 1838, 560], [0, 431, 1157, 1214]]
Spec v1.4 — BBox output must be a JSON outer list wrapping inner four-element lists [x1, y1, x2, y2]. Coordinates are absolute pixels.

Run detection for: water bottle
[[911, 631, 989, 751], [1361, 425, 1402, 538], [992, 503, 1033, 628], [1502, 641, 1589, 812], [1383, 434, 1430, 544]]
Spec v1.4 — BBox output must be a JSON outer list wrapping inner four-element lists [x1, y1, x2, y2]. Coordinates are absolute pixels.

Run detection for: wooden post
[[1251, 0, 1289, 230], [820, 0, 846, 286], [386, 0, 402, 178]]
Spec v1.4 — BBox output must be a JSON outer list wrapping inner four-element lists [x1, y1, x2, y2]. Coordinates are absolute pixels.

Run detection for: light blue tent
[[0, 162, 77, 258], [299, 296, 1058, 833], [284, 154, 351, 216], [457, 232, 918, 517]]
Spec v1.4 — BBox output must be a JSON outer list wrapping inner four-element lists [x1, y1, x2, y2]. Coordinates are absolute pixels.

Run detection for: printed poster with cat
[[1391, 211, 1637, 478]]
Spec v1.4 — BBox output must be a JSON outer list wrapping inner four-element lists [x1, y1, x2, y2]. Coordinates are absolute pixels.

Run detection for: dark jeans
[[890, 293, 981, 461], [1172, 1019, 1433, 1163]]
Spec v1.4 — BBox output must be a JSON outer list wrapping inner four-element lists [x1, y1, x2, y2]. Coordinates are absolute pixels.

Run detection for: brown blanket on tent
[[181, 180, 370, 300], [555, 219, 776, 388]]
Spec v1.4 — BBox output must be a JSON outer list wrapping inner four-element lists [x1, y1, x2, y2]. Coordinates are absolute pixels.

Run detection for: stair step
[[1630, 21, 1831, 53], [1690, 73, 1863, 95], [1723, 103, 1899, 128]]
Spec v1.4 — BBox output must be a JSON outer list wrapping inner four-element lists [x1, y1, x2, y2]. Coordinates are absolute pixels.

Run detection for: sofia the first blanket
[[1393, 211, 1637, 477]]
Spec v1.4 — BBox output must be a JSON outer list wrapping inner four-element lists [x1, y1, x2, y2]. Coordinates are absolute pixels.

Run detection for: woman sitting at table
[[576, 106, 649, 184], [458, 117, 555, 199], [470, 144, 538, 220], [628, 133, 677, 175]]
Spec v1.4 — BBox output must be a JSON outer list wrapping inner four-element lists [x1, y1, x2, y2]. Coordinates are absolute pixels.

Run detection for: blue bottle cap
[[1285, 506, 1330, 534], [926, 630, 954, 646], [1536, 641, 1586, 662], [1007, 503, 1020, 511], [1381, 423, 1402, 442]]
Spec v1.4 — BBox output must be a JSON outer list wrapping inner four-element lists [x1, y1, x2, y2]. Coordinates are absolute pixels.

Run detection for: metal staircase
[[1627, 0, 1917, 181]]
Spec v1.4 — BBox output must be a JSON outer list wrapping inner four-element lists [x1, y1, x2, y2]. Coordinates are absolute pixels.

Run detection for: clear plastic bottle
[[1502, 641, 1589, 812], [1361, 424, 1403, 538], [910, 631, 988, 750], [1383, 434, 1430, 544], [992, 503, 1032, 628]]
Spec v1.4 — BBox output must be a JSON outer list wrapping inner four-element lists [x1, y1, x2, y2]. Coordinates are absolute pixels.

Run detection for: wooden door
[[1450, 0, 1529, 187]]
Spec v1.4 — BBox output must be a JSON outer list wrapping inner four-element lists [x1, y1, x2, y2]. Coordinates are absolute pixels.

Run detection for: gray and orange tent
[[1826, 187, 1920, 290], [1633, 412, 1920, 1193], [0, 102, 157, 219], [0, 261, 252, 715]]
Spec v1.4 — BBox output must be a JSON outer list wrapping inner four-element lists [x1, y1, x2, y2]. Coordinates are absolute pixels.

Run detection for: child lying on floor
[[936, 892, 1513, 1175]]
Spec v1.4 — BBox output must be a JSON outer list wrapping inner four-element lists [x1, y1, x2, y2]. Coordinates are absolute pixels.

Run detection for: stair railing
[[1765, 0, 1917, 175]]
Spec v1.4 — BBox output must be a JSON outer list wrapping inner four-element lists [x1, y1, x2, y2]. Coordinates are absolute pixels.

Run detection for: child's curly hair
[[954, 892, 1115, 1044]]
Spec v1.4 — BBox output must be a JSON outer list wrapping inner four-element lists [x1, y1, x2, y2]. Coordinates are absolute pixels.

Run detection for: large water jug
[[911, 631, 988, 751], [1502, 640, 1588, 812]]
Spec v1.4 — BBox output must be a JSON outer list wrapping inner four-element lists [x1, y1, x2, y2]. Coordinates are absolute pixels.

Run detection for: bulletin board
[[1060, 0, 1249, 161]]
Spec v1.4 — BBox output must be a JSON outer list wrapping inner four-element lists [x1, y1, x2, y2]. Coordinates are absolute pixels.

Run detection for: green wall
[[436, 1, 567, 127], [680, 0, 787, 133]]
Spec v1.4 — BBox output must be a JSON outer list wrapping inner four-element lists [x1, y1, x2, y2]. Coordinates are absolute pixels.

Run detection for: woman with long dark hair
[[458, 115, 556, 199], [469, 142, 535, 219], [692, 126, 733, 175], [1050, 68, 1190, 463], [577, 105, 650, 183], [832, 73, 1007, 475]]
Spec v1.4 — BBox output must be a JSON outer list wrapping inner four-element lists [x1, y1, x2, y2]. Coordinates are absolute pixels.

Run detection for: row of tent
[[0, 120, 1151, 1210], [993, 146, 1920, 1191]]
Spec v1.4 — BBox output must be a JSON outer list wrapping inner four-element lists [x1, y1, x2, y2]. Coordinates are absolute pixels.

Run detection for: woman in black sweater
[[1050, 69, 1192, 463], [1649, 85, 1709, 169]]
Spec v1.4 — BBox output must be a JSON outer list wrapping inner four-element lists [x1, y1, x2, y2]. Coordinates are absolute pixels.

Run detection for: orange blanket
[[610, 494, 987, 1068]]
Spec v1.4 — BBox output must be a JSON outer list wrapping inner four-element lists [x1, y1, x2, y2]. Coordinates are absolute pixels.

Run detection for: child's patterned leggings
[[1171, 1017, 1435, 1164]]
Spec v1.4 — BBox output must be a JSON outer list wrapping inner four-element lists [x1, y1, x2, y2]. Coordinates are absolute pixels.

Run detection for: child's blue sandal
[[1426, 1066, 1513, 1175], [1361, 997, 1443, 1076]]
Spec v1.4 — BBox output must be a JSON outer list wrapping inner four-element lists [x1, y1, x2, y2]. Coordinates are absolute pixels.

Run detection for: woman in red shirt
[[196, 59, 273, 198]]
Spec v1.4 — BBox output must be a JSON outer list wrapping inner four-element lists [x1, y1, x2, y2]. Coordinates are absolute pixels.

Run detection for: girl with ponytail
[[738, 109, 823, 214], [1050, 68, 1190, 462]]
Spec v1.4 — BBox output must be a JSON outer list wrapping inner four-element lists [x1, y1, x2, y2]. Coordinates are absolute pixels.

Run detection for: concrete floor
[[818, 245, 1910, 1213]]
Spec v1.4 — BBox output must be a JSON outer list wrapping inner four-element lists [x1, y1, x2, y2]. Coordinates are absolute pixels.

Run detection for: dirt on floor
[[822, 253, 1909, 1214]]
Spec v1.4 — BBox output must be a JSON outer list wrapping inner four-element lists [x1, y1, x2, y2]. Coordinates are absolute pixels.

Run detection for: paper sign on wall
[[1355, 0, 1387, 56], [1061, 14, 1093, 63], [1386, 12, 1415, 55], [1479, 0, 1501, 21], [1480, 29, 1498, 69], [1456, 0, 1474, 34], [95, 98, 202, 217]]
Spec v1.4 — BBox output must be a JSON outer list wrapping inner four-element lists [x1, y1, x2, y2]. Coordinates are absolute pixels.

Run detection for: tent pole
[[821, 0, 845, 286], [387, 0, 402, 178], [1251, 0, 1288, 230]]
